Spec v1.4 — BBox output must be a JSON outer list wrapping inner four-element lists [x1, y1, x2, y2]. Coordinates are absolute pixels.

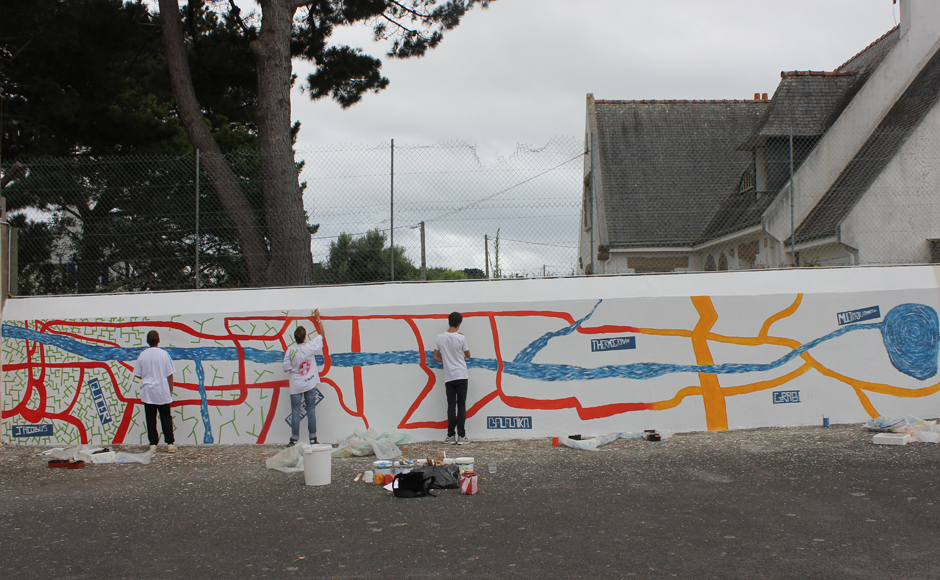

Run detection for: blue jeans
[[290, 388, 318, 441]]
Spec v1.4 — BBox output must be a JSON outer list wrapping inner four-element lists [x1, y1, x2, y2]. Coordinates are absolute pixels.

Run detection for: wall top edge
[[2, 265, 937, 321]]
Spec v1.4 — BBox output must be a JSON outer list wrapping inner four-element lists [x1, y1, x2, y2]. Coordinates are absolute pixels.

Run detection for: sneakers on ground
[[166, 444, 178, 454], [456, 436, 469, 445], [309, 437, 318, 445], [149, 445, 157, 453], [443, 435, 457, 444], [286, 439, 297, 448]]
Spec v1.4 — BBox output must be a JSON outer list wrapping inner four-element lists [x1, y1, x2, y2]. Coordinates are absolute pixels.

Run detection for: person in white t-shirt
[[134, 330, 178, 453], [433, 312, 471, 445], [283, 309, 326, 447]]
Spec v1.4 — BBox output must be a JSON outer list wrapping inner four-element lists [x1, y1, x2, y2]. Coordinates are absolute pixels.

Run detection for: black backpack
[[392, 471, 436, 498]]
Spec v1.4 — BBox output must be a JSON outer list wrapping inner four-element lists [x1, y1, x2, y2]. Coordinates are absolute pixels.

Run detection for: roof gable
[[593, 100, 767, 247]]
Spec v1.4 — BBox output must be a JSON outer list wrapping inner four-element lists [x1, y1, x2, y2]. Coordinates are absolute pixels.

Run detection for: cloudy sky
[[291, 0, 901, 162]]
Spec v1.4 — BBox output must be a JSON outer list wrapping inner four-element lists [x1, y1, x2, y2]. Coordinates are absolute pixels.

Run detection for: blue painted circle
[[881, 303, 939, 380]]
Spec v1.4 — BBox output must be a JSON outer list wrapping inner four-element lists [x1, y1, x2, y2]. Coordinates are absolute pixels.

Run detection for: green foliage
[[425, 268, 468, 281], [293, 0, 493, 108], [318, 229, 418, 284]]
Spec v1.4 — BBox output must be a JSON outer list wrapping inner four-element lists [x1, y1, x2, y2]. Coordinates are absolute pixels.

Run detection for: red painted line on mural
[[8, 307, 672, 442], [256, 381, 281, 444], [399, 317, 442, 430], [350, 319, 369, 429]]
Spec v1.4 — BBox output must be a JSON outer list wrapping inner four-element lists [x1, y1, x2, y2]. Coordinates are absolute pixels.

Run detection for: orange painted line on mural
[[721, 363, 814, 396], [690, 296, 728, 431], [647, 386, 703, 411], [760, 295, 803, 338]]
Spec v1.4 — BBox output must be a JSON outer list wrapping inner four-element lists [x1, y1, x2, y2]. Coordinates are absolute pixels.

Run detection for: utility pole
[[390, 139, 395, 281], [484, 235, 490, 278], [420, 221, 426, 281]]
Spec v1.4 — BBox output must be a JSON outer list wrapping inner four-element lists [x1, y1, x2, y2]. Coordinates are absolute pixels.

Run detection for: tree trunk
[[252, 0, 313, 286], [157, 0, 270, 287]]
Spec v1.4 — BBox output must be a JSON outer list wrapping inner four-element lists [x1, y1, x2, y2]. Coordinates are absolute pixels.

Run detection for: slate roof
[[594, 100, 767, 247], [792, 40, 940, 246], [700, 26, 903, 245], [738, 72, 861, 149]]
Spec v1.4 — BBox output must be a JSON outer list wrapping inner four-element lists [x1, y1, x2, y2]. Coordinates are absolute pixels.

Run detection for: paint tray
[[872, 433, 913, 446]]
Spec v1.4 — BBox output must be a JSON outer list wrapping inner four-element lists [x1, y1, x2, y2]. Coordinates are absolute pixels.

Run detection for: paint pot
[[303, 444, 332, 486], [373, 460, 393, 475], [443, 457, 456, 465], [823, 416, 830, 428], [394, 460, 414, 474], [552, 436, 560, 447], [374, 473, 384, 485], [415, 459, 428, 467], [456, 457, 474, 473]]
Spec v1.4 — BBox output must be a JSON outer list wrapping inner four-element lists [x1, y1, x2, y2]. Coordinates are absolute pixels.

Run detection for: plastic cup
[[552, 436, 559, 447], [823, 416, 830, 428], [488, 462, 497, 474]]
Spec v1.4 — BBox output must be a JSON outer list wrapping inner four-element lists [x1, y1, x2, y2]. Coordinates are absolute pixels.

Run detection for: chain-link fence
[[5, 119, 940, 297], [1, 137, 585, 295], [580, 116, 940, 275]]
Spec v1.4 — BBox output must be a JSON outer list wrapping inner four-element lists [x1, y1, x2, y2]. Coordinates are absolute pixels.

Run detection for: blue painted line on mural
[[3, 303, 938, 391], [194, 360, 213, 443]]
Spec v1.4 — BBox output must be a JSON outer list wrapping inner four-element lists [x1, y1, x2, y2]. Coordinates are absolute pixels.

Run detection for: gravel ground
[[1, 424, 939, 579]]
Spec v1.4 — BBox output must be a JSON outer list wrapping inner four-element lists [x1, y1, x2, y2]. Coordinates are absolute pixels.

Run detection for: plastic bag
[[265, 444, 305, 473], [863, 417, 908, 432], [332, 429, 412, 458], [416, 465, 461, 489], [114, 450, 153, 464]]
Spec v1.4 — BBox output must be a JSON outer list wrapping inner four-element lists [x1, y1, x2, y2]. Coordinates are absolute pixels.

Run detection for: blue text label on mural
[[772, 390, 801, 404], [487, 416, 532, 429], [87, 378, 113, 426], [12, 424, 54, 438], [837, 306, 881, 326], [591, 336, 636, 352]]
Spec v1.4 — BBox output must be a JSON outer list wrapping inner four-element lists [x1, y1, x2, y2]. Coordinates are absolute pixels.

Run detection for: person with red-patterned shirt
[[282, 309, 326, 447]]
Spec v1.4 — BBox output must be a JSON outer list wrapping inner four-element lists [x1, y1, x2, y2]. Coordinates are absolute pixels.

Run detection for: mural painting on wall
[[3, 293, 940, 445]]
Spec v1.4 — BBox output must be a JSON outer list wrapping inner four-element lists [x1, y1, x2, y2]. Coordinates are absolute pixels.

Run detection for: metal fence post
[[420, 221, 426, 281], [389, 139, 395, 282]]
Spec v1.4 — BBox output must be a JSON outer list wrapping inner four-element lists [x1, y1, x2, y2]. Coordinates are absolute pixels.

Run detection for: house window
[[704, 255, 716, 271]]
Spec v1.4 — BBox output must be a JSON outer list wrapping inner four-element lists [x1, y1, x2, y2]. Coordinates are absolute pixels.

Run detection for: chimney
[[754, 93, 760, 101], [762, 93, 768, 101]]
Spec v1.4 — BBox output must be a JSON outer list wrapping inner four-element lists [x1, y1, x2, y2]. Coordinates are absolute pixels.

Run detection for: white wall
[[841, 103, 940, 264], [4, 266, 940, 446]]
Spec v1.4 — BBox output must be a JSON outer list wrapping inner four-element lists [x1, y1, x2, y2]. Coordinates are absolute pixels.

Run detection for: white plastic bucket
[[303, 444, 333, 486]]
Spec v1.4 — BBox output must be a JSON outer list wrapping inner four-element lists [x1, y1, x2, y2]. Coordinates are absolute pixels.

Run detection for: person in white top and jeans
[[134, 330, 178, 453], [283, 309, 326, 447], [433, 312, 471, 445]]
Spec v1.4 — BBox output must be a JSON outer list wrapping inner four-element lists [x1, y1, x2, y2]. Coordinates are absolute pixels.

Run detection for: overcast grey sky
[[290, 0, 900, 162]]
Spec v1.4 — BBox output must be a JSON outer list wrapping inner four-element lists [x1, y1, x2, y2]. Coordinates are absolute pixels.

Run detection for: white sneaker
[[456, 436, 469, 445], [149, 445, 157, 453], [443, 435, 457, 444], [166, 444, 178, 454]]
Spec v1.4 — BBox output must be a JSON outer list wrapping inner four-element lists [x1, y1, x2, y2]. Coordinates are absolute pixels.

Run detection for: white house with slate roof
[[580, 0, 940, 274]]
